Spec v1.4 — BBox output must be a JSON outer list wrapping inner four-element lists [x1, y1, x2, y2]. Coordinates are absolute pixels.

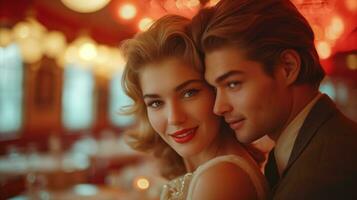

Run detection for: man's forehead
[[203, 49, 244, 81]]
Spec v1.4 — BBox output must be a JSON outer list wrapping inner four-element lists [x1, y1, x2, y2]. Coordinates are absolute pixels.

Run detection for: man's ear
[[279, 49, 301, 86]]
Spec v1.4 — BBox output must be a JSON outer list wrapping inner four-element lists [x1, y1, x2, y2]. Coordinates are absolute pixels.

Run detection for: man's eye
[[183, 89, 199, 98], [147, 100, 163, 108], [227, 81, 241, 89]]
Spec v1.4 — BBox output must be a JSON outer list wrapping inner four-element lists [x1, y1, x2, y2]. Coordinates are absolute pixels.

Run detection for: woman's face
[[139, 58, 221, 158]]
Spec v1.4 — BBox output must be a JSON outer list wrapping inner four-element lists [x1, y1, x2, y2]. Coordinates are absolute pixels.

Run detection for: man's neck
[[270, 86, 319, 142]]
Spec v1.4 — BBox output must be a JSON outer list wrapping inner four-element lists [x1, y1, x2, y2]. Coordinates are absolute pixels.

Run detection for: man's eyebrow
[[175, 79, 204, 91], [142, 79, 203, 99], [215, 70, 244, 84]]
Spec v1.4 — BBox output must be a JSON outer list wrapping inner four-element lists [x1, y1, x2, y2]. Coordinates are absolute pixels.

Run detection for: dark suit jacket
[[269, 94, 357, 200]]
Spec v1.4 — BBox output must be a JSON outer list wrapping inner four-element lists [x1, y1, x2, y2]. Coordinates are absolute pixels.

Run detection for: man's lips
[[226, 118, 245, 130], [169, 127, 197, 143]]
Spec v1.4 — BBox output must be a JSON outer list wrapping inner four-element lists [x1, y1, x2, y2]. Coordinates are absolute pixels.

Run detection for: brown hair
[[121, 15, 203, 179], [191, 0, 325, 88]]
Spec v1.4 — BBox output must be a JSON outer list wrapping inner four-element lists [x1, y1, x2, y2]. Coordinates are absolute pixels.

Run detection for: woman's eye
[[147, 100, 163, 108], [183, 89, 199, 98]]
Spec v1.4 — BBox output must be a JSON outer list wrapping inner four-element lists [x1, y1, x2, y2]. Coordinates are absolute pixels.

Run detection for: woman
[[121, 15, 269, 200]]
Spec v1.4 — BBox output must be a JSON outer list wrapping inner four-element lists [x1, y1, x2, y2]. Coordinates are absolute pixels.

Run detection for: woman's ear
[[279, 49, 301, 86]]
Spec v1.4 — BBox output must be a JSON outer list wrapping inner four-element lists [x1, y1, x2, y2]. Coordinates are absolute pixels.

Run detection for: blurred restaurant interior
[[0, 0, 356, 199]]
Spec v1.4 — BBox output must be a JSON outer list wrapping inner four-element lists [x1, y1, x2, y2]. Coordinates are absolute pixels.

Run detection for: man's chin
[[234, 132, 252, 144]]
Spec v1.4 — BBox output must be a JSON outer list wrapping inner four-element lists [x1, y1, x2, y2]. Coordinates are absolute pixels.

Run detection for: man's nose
[[213, 90, 232, 116]]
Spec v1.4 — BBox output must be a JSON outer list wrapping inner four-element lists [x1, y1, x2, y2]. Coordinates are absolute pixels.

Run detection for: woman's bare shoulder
[[190, 161, 258, 200]]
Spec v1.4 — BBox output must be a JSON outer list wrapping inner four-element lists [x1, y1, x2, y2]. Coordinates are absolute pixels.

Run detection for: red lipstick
[[170, 127, 197, 144]]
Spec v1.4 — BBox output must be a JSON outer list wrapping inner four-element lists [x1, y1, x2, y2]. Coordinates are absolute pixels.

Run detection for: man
[[191, 0, 357, 199]]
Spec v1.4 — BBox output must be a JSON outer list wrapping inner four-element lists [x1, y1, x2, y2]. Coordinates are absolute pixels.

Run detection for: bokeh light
[[138, 17, 154, 31], [119, 4, 137, 20], [325, 16, 344, 40], [61, 0, 111, 13], [316, 41, 331, 59], [134, 177, 150, 190], [18, 37, 43, 64], [13, 22, 31, 39], [43, 31, 67, 59], [79, 43, 97, 61]]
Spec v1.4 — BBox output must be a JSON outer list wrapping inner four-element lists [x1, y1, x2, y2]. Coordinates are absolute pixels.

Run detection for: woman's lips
[[170, 127, 197, 144]]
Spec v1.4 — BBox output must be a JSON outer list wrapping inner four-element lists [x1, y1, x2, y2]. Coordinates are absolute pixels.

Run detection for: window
[[0, 44, 23, 136], [109, 70, 134, 127], [62, 65, 94, 130]]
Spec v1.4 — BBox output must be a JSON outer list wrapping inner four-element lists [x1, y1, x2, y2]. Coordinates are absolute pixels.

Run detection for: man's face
[[204, 47, 292, 143]]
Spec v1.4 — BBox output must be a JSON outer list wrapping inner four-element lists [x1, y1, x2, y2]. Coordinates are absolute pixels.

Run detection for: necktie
[[264, 148, 280, 190]]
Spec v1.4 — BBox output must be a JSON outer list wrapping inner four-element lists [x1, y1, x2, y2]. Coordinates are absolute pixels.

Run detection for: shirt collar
[[274, 92, 323, 174]]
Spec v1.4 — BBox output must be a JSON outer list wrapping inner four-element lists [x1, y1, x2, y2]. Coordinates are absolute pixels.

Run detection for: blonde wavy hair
[[120, 15, 203, 179]]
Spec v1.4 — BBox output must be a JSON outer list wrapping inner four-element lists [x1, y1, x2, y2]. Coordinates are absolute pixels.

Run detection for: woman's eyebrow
[[143, 94, 160, 99], [143, 79, 203, 99]]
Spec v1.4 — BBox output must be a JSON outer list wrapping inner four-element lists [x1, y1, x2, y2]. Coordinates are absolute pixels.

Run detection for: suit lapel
[[281, 95, 336, 178]]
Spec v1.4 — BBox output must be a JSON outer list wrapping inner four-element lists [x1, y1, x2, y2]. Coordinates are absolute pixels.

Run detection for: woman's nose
[[167, 101, 186, 125]]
